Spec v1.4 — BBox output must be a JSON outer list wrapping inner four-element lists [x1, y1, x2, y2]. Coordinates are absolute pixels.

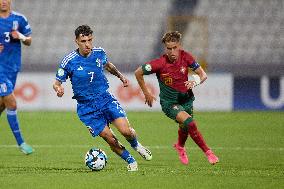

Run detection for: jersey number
[[164, 77, 173, 86], [4, 32, 10, 43], [88, 72, 94, 82]]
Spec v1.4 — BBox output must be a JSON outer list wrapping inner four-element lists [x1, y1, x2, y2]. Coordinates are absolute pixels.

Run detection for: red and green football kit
[[142, 50, 219, 164], [142, 50, 200, 120]]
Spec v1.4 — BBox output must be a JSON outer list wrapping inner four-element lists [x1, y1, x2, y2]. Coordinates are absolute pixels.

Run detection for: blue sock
[[6, 109, 24, 145], [120, 150, 136, 164], [127, 137, 138, 149]]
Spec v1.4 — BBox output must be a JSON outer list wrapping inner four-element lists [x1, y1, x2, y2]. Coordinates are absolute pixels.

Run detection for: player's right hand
[[56, 88, 64, 97], [54, 85, 64, 97], [144, 92, 156, 107]]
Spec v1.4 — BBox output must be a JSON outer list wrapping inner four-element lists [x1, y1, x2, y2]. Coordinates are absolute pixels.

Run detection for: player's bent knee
[[176, 111, 191, 124], [179, 124, 188, 132], [0, 104, 6, 115], [120, 127, 135, 139], [183, 117, 193, 127], [129, 127, 137, 138]]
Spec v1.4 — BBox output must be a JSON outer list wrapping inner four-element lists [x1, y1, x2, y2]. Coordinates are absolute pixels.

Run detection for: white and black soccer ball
[[85, 148, 107, 171]]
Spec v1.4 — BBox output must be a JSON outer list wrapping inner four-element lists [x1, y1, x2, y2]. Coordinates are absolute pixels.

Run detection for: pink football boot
[[205, 150, 219, 165], [173, 143, 189, 165]]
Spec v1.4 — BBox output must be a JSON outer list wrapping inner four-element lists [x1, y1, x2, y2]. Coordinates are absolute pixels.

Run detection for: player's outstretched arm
[[53, 80, 64, 97], [105, 62, 129, 87], [134, 67, 156, 107]]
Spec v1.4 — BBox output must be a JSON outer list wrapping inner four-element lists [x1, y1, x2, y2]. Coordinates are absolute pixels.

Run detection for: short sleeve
[[142, 58, 163, 75], [93, 47, 108, 67], [56, 60, 69, 82], [101, 49, 108, 66], [184, 52, 200, 71], [19, 15, 32, 36]]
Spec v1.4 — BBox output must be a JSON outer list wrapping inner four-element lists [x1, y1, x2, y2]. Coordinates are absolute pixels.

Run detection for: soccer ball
[[85, 148, 107, 171]]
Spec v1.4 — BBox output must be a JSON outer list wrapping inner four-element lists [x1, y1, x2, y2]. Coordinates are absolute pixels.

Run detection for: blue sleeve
[[56, 61, 69, 82], [101, 49, 108, 66], [19, 15, 32, 36], [189, 61, 200, 71]]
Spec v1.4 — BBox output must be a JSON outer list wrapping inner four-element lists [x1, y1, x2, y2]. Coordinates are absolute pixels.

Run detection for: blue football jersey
[[0, 11, 32, 72], [56, 47, 110, 102]]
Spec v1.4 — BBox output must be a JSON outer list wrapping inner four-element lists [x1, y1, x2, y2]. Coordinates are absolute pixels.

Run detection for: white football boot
[[127, 161, 138, 171], [135, 142, 152, 161]]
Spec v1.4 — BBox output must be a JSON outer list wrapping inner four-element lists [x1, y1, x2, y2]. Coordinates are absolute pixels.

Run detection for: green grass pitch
[[0, 111, 283, 189]]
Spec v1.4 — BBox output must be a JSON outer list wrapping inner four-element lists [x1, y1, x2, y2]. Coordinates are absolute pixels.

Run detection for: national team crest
[[180, 66, 186, 74], [12, 21, 19, 30]]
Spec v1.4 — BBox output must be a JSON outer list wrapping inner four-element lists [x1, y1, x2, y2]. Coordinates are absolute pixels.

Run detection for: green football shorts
[[160, 97, 194, 121]]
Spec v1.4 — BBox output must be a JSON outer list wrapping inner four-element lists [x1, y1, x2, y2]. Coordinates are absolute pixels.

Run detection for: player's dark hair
[[75, 25, 93, 38], [162, 31, 182, 43]]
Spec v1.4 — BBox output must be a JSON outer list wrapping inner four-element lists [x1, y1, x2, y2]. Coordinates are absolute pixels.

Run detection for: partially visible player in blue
[[0, 0, 33, 154], [53, 25, 152, 171]]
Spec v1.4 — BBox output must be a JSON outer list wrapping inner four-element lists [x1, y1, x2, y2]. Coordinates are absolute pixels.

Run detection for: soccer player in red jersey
[[135, 31, 219, 165]]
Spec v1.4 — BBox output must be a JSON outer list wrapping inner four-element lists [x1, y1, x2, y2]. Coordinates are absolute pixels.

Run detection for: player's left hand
[[184, 80, 196, 89], [10, 30, 27, 41], [54, 85, 64, 97], [10, 30, 20, 40]]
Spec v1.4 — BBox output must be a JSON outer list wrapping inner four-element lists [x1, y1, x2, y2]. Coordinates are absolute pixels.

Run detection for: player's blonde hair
[[162, 31, 182, 44]]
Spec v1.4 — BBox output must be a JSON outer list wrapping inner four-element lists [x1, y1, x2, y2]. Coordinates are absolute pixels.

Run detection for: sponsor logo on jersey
[[77, 66, 83, 70]]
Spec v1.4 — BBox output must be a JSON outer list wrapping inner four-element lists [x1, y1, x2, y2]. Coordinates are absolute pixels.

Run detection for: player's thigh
[[2, 93, 17, 109], [103, 100, 134, 136], [175, 98, 194, 123], [112, 117, 133, 136], [182, 98, 194, 118], [0, 97, 5, 114], [0, 97, 3, 106], [78, 111, 107, 137], [103, 100, 127, 124]]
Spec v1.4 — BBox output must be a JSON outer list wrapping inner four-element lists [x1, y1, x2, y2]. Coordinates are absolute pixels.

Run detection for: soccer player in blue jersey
[[53, 25, 152, 171], [0, 0, 33, 154]]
